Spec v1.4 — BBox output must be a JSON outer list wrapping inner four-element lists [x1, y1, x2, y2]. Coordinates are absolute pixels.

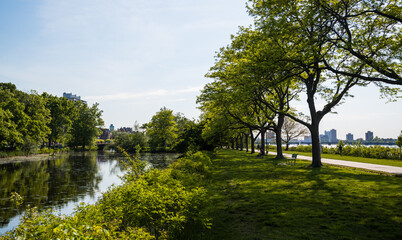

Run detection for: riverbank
[[204, 149, 402, 239], [0, 153, 59, 164]]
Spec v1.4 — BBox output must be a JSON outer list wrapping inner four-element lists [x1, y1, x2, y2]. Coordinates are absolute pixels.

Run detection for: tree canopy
[[0, 83, 104, 152], [196, 0, 401, 167]]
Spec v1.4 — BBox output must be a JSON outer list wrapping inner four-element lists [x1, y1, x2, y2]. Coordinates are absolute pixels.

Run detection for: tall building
[[346, 133, 353, 141], [110, 124, 115, 132], [324, 129, 337, 143], [320, 134, 329, 143], [365, 131, 373, 141]]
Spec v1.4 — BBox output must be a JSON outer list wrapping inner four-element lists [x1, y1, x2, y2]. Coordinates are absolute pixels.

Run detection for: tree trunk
[[260, 129, 266, 155], [285, 142, 289, 151], [309, 123, 322, 167], [250, 129, 255, 154], [245, 134, 249, 152], [231, 139, 235, 149], [274, 113, 285, 159], [235, 136, 239, 150], [240, 134, 243, 151]]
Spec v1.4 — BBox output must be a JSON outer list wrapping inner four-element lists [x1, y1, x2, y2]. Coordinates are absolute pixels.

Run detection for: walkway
[[279, 153, 402, 175]]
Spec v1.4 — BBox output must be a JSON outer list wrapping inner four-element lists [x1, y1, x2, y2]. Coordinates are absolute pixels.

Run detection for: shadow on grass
[[204, 149, 402, 240]]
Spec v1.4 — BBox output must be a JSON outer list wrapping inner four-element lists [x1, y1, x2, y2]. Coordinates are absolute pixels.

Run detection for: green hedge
[[287, 144, 401, 160]]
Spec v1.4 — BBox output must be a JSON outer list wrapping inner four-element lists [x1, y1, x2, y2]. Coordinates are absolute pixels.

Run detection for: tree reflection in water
[[0, 152, 105, 232], [0, 152, 178, 234]]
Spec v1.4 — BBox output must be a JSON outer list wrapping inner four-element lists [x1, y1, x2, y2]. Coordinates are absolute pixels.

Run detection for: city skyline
[[0, 0, 401, 139]]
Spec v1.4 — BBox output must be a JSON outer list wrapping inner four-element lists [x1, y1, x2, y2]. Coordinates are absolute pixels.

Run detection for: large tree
[[144, 107, 178, 151], [69, 102, 104, 150], [317, 0, 401, 86], [0, 83, 51, 151], [203, 28, 303, 158], [42, 93, 76, 147], [247, 0, 400, 167]]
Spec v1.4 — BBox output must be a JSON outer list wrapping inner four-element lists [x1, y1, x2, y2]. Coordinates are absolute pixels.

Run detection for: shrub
[[287, 144, 400, 160], [2, 150, 212, 240], [170, 151, 213, 186]]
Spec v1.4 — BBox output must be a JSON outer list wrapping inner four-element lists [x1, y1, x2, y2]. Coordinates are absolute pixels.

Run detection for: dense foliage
[[1, 150, 212, 240], [287, 144, 401, 160], [0, 83, 104, 154], [109, 107, 214, 154], [197, 0, 401, 167]]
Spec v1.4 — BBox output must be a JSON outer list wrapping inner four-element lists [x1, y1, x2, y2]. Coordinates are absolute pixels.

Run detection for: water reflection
[[141, 152, 180, 169], [0, 152, 178, 234]]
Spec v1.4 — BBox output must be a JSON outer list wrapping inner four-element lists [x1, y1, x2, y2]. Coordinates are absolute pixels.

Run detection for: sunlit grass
[[204, 149, 402, 240]]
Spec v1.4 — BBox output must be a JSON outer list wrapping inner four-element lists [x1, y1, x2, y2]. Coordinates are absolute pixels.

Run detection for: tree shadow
[[204, 150, 402, 240]]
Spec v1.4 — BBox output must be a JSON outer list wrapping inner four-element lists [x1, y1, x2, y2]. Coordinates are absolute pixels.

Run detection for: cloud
[[85, 85, 203, 102]]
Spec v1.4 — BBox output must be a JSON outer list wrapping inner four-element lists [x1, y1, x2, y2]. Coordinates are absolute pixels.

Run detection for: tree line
[[196, 0, 401, 167], [110, 107, 216, 153], [0, 83, 104, 154]]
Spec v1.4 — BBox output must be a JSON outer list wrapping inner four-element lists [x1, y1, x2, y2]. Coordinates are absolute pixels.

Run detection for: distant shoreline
[[0, 153, 60, 164]]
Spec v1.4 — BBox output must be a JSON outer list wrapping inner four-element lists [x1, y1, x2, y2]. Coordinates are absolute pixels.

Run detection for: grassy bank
[[204, 149, 402, 240], [274, 149, 402, 167]]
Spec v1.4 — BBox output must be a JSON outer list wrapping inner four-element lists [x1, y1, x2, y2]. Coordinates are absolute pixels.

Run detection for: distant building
[[99, 128, 110, 140], [110, 124, 115, 132], [320, 134, 329, 143], [324, 129, 337, 142], [63, 92, 87, 103], [118, 127, 133, 133], [346, 133, 353, 141], [365, 131, 374, 141], [303, 135, 312, 143]]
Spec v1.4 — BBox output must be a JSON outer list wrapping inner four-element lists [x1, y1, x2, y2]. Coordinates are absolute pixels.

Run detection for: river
[[0, 151, 179, 235]]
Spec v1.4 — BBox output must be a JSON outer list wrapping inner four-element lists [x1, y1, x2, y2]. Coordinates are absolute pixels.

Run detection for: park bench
[[287, 154, 297, 165]]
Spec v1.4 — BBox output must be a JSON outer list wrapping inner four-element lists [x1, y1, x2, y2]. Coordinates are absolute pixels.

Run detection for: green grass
[[204, 149, 402, 240], [275, 149, 402, 167]]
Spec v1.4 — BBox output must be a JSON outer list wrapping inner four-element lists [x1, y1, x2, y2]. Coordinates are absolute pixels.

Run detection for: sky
[[0, 0, 401, 140]]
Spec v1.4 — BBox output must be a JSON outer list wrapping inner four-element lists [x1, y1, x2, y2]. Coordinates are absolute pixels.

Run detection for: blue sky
[[0, 0, 401, 139]]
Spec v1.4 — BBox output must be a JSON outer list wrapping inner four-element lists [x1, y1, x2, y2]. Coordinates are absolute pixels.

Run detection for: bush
[[287, 144, 400, 160], [170, 151, 212, 186], [2, 150, 213, 240], [98, 172, 208, 239]]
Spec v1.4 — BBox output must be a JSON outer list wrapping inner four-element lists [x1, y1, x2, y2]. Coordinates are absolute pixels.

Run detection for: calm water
[[0, 152, 179, 235]]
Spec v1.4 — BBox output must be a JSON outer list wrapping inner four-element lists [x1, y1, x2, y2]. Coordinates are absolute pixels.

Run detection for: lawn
[[203, 149, 402, 240], [268, 148, 402, 167]]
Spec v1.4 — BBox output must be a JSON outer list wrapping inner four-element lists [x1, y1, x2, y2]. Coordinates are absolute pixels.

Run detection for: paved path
[[278, 152, 402, 175]]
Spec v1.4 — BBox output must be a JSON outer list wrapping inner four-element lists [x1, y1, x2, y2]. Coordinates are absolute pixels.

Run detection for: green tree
[[198, 79, 272, 155], [69, 102, 104, 150], [317, 0, 401, 87], [0, 83, 51, 152], [0, 88, 23, 150], [18, 91, 51, 149], [112, 131, 148, 152], [173, 120, 215, 153], [144, 107, 178, 151], [42, 93, 76, 147], [248, 0, 401, 167], [247, 1, 375, 167], [174, 112, 190, 135], [396, 131, 402, 160], [202, 28, 303, 158]]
